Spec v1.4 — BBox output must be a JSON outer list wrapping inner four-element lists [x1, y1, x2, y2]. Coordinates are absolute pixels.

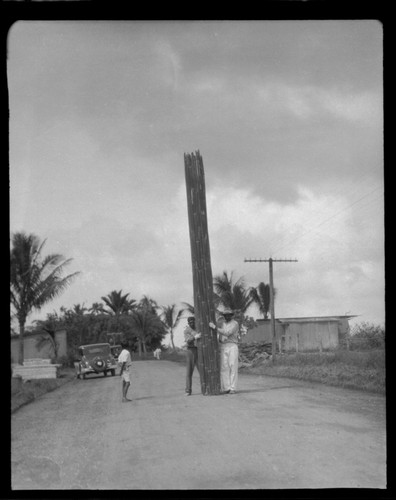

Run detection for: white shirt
[[118, 349, 132, 371], [217, 319, 240, 344]]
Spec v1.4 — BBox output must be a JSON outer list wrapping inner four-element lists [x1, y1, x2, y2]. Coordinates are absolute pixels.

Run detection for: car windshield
[[83, 345, 110, 355]]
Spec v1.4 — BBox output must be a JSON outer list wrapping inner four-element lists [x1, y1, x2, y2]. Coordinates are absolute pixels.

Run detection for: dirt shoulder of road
[[11, 368, 76, 413]]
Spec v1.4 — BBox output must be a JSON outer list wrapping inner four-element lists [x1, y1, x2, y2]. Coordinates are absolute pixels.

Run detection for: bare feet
[[122, 398, 132, 402]]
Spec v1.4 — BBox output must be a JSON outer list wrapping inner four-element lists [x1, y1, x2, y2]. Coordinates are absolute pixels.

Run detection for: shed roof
[[256, 315, 357, 324]]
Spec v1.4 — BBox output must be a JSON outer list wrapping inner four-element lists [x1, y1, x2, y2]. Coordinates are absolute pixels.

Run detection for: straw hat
[[222, 309, 234, 316]]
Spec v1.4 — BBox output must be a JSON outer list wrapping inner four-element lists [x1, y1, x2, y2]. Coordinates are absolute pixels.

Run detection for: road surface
[[11, 360, 386, 490]]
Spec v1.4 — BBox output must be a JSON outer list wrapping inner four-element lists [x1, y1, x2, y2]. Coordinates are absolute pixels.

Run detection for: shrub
[[349, 322, 385, 350], [273, 350, 385, 369], [55, 353, 76, 368], [161, 348, 186, 364], [247, 349, 385, 393]]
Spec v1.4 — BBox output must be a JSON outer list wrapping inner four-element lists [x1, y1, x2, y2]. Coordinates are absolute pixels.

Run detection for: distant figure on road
[[209, 309, 239, 394], [184, 316, 201, 396], [153, 348, 161, 360], [118, 341, 132, 402]]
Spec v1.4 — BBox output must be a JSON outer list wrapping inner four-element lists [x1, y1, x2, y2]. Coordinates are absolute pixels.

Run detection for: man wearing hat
[[209, 309, 240, 394], [184, 316, 201, 395]]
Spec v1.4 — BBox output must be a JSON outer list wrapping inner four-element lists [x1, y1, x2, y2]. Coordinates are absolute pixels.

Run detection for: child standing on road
[[118, 340, 132, 403]]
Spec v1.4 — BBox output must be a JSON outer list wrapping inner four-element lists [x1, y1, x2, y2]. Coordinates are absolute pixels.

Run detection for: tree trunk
[[170, 329, 175, 350], [48, 332, 58, 359], [184, 151, 221, 395], [18, 320, 25, 365]]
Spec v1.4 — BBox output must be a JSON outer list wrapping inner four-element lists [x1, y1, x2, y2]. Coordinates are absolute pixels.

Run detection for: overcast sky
[[8, 20, 384, 346]]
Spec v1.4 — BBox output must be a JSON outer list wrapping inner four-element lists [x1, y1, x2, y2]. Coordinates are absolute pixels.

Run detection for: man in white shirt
[[118, 341, 132, 402], [209, 309, 240, 394], [153, 348, 161, 360]]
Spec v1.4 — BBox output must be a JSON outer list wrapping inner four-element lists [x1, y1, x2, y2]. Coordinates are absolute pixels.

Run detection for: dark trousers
[[185, 347, 198, 393]]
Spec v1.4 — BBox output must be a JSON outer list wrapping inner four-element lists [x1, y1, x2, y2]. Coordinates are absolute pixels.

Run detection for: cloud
[[154, 39, 182, 91], [321, 89, 382, 124], [10, 21, 383, 338], [24, 178, 384, 340], [203, 182, 383, 320], [256, 82, 382, 125], [189, 76, 227, 94]]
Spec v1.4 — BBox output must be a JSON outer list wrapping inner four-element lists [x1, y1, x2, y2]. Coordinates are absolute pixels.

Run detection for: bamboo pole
[[184, 151, 221, 395]]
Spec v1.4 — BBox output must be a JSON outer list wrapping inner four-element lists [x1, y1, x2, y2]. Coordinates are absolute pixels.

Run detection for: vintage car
[[75, 343, 118, 379], [110, 344, 122, 361]]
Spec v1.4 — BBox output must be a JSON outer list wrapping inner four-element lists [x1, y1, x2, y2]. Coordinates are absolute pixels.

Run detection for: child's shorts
[[121, 371, 131, 383]]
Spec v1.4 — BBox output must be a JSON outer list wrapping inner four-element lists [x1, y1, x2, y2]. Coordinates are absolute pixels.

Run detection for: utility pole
[[244, 258, 298, 359], [185, 151, 221, 395]]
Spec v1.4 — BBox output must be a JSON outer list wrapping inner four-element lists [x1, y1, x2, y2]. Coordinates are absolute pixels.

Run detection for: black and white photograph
[[9, 17, 385, 491]]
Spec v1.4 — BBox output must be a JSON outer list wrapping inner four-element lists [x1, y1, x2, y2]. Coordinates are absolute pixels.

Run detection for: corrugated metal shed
[[241, 315, 356, 352]]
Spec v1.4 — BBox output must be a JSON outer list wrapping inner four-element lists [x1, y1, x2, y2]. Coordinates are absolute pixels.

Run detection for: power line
[[271, 185, 383, 255], [269, 179, 382, 252]]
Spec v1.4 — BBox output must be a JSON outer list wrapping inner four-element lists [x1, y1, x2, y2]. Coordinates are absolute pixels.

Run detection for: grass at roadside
[[242, 349, 385, 394], [244, 359, 383, 394], [161, 347, 385, 394], [160, 349, 187, 363], [11, 368, 76, 413]]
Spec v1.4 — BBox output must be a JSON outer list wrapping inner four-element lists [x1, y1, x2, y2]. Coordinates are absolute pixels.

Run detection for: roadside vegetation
[[11, 322, 384, 413], [10, 231, 79, 365], [161, 321, 386, 394], [161, 346, 385, 394], [10, 231, 385, 410], [11, 368, 75, 413], [242, 349, 385, 394]]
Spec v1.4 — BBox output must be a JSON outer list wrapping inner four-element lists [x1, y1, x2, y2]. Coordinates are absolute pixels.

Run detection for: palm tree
[[10, 232, 79, 364], [249, 282, 275, 319], [89, 302, 104, 315], [101, 290, 136, 315], [180, 302, 195, 316], [130, 309, 165, 356], [59, 305, 74, 320], [138, 295, 159, 316], [160, 304, 185, 350], [34, 313, 60, 360], [72, 303, 88, 316], [213, 271, 254, 315]]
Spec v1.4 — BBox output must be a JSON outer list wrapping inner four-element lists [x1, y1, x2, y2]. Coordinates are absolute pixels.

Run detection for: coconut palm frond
[[101, 290, 136, 315], [10, 231, 79, 364]]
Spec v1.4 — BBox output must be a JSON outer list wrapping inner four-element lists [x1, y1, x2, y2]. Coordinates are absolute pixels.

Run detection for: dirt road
[[11, 360, 386, 490]]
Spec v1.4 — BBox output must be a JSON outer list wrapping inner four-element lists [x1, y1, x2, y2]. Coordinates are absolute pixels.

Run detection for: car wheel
[[92, 356, 106, 373]]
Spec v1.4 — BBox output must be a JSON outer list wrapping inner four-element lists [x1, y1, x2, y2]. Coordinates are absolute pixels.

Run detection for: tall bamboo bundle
[[184, 151, 221, 395]]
